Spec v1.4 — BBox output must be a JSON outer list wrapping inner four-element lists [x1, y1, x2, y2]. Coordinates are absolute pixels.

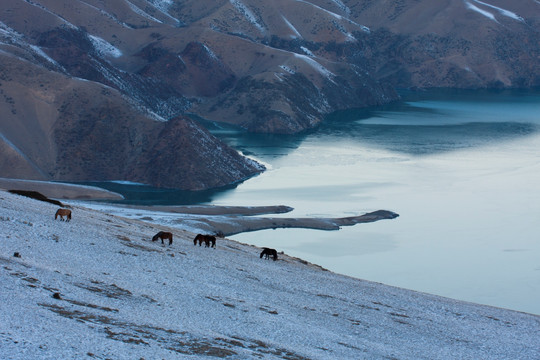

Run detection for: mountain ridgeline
[[1, 0, 539, 189]]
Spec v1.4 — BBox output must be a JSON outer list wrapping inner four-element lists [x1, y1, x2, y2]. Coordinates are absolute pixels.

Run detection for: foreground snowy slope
[[1, 190, 539, 359]]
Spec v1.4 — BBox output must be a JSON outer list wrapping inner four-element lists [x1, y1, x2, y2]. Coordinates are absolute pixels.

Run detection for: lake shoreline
[[0, 178, 399, 236]]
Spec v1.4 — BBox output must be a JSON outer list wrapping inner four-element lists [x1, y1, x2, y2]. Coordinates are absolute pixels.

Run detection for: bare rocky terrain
[[1, 0, 539, 188]]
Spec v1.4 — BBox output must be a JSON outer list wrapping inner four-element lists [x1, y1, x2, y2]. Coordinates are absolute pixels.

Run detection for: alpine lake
[[87, 89, 540, 315]]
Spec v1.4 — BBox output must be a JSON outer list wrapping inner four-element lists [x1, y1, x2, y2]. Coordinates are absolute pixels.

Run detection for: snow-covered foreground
[[1, 191, 539, 359]]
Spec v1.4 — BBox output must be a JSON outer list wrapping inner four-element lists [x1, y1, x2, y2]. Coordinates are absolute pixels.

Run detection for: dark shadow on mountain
[[321, 89, 540, 155], [189, 115, 309, 160]]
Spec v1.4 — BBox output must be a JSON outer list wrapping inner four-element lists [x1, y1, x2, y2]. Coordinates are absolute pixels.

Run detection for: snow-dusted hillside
[[1, 190, 539, 359]]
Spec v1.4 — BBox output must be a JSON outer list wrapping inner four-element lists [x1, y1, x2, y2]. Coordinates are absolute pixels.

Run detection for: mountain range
[[1, 0, 539, 189]]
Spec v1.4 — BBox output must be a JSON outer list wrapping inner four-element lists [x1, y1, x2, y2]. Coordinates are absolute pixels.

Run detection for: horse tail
[[273, 251, 278, 261], [169, 234, 173, 245], [67, 211, 71, 221]]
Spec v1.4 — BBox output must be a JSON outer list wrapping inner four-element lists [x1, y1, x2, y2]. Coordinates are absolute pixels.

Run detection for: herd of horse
[[54, 208, 279, 261]]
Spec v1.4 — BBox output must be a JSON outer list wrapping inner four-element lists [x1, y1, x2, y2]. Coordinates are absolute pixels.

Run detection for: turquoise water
[[210, 89, 540, 315], [92, 89, 540, 314]]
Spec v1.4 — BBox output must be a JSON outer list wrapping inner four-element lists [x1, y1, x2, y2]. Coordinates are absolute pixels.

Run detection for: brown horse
[[152, 231, 173, 245], [260, 247, 278, 261], [55, 208, 72, 222], [194, 234, 216, 248]]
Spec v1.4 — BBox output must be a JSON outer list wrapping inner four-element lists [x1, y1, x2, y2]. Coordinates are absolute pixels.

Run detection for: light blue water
[[208, 89, 540, 315]]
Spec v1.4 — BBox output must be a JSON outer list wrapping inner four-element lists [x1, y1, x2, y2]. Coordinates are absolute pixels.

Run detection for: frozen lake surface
[[209, 89, 540, 315], [86, 89, 540, 315]]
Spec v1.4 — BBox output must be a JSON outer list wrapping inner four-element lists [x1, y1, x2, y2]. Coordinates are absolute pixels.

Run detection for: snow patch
[[281, 15, 302, 38], [145, 0, 182, 25], [229, 0, 265, 33], [472, 0, 524, 21], [329, 0, 351, 16], [89, 35, 122, 58], [465, 0, 524, 22], [0, 133, 28, 162], [0, 133, 46, 177], [300, 46, 314, 57], [201, 44, 219, 61], [148, 0, 173, 13], [108, 180, 147, 186], [0, 22, 62, 69], [294, 0, 343, 20], [294, 54, 335, 80], [19, 1, 77, 29], [464, 1, 497, 21], [124, 0, 163, 24], [29, 45, 62, 67], [279, 65, 296, 74]]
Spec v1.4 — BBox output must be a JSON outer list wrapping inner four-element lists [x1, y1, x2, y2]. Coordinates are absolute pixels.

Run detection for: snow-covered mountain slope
[[1, 190, 539, 359]]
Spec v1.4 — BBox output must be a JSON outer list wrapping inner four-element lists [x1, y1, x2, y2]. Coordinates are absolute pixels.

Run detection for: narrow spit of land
[[1, 178, 399, 236]]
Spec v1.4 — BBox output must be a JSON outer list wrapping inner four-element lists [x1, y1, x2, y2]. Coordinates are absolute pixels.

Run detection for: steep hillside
[[344, 0, 540, 88], [0, 53, 262, 189], [1, 190, 539, 359], [1, 0, 539, 187]]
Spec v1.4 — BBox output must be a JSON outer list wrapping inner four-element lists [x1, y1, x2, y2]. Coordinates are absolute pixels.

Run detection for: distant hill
[[345, 0, 540, 89], [0, 0, 538, 188]]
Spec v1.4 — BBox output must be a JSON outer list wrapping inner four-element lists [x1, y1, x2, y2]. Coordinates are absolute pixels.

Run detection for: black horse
[[260, 247, 278, 261], [152, 231, 173, 245], [194, 234, 216, 248]]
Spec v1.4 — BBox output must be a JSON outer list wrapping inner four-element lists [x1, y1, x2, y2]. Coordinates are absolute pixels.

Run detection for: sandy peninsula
[[0, 178, 399, 236]]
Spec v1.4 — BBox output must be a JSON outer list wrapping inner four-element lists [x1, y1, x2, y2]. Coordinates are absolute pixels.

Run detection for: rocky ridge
[[0, 0, 539, 188]]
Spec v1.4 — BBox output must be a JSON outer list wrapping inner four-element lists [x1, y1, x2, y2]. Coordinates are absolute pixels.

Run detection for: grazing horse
[[194, 234, 216, 248], [55, 208, 72, 222], [152, 231, 173, 245], [260, 247, 278, 261]]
